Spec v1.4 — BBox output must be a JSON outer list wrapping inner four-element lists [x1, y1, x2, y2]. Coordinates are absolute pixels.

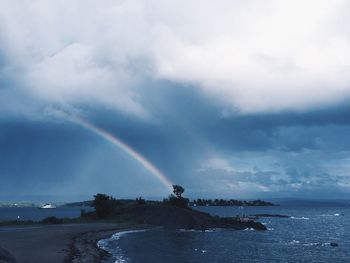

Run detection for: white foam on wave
[[97, 229, 149, 263], [290, 216, 310, 220], [194, 248, 208, 253], [179, 228, 217, 233], [319, 213, 342, 217], [303, 242, 320, 246], [290, 241, 336, 247], [288, 240, 300, 245], [179, 229, 197, 232], [303, 242, 331, 247]]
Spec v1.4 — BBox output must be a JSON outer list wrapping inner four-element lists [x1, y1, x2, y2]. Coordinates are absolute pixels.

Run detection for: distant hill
[[61, 200, 93, 207]]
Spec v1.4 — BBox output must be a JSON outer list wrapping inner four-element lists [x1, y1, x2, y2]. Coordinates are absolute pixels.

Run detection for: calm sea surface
[[0, 207, 90, 221], [99, 203, 350, 263]]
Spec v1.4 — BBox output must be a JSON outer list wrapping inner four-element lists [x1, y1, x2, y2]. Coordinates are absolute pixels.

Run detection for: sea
[[0, 206, 89, 221], [98, 201, 350, 263], [1, 201, 350, 262]]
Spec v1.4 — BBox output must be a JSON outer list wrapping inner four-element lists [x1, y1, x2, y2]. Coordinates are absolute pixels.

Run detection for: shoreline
[[67, 225, 152, 263], [0, 223, 139, 263], [0, 203, 267, 262], [66, 227, 126, 263]]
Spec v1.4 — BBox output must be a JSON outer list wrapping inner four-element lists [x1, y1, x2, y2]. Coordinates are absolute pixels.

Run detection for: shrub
[[41, 216, 63, 224], [136, 197, 146, 205], [163, 194, 189, 208]]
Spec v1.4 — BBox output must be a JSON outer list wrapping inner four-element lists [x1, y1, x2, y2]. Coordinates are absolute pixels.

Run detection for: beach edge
[[66, 225, 150, 263]]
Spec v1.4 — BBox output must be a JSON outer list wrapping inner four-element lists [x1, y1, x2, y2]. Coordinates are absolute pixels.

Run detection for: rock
[[330, 242, 338, 247], [0, 247, 17, 263], [125, 204, 267, 231]]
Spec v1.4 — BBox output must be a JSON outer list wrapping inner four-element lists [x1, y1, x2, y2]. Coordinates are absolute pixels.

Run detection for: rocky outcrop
[[125, 204, 267, 231]]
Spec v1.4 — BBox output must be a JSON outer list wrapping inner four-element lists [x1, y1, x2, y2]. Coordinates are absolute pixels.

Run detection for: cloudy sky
[[1, 0, 350, 201]]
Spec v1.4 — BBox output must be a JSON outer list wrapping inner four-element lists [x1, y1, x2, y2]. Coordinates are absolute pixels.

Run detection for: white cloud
[[1, 0, 350, 115], [150, 0, 350, 112], [0, 0, 151, 118], [198, 157, 235, 172]]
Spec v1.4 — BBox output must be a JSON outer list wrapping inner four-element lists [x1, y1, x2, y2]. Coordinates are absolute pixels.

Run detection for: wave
[[179, 228, 217, 233], [303, 242, 331, 247], [290, 216, 310, 220], [194, 248, 207, 253], [303, 242, 321, 246], [288, 240, 300, 245], [319, 213, 343, 217], [289, 241, 337, 247], [179, 229, 197, 232], [98, 229, 149, 263]]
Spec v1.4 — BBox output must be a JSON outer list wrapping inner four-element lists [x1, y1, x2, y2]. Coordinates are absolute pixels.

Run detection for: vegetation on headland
[[62, 190, 276, 208], [1, 185, 268, 231], [162, 184, 190, 208], [78, 185, 267, 230]]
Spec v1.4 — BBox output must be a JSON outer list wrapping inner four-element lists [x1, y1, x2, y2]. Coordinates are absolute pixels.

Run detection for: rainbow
[[68, 115, 173, 192]]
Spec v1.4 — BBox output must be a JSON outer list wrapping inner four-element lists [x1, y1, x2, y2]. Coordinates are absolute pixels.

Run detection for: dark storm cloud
[[136, 83, 350, 154], [203, 104, 350, 151], [59, 83, 350, 197], [2, 79, 350, 199]]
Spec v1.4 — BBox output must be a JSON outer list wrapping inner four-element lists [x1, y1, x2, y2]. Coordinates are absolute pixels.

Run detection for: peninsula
[[0, 186, 267, 262]]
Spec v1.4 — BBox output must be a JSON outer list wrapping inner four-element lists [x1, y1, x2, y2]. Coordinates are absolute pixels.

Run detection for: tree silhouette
[[163, 185, 189, 208], [173, 185, 185, 198], [92, 193, 121, 218]]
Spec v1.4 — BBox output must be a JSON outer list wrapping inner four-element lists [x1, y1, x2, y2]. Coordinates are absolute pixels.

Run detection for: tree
[[163, 185, 189, 208], [92, 193, 110, 218], [92, 193, 121, 218], [173, 185, 185, 198]]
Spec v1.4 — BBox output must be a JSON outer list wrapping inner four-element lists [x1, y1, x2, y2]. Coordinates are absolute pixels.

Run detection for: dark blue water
[[99, 204, 350, 263], [0, 207, 91, 221]]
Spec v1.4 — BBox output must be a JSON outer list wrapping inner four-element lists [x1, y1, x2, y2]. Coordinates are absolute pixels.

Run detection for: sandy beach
[[0, 223, 133, 263]]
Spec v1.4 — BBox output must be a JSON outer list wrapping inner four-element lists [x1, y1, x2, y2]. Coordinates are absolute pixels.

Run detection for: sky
[[1, 0, 350, 201]]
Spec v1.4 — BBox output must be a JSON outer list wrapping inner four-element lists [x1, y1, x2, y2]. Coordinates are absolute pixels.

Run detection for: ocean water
[[99, 203, 350, 263], [0, 207, 91, 221]]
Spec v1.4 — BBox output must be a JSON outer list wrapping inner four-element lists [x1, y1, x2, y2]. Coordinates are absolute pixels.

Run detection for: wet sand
[[0, 223, 132, 263]]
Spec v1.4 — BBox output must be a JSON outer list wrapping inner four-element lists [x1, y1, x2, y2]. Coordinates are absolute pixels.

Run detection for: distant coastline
[[190, 199, 276, 207]]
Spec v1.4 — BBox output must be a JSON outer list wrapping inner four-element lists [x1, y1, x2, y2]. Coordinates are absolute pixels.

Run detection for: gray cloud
[[1, 1, 350, 200], [1, 0, 350, 119]]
